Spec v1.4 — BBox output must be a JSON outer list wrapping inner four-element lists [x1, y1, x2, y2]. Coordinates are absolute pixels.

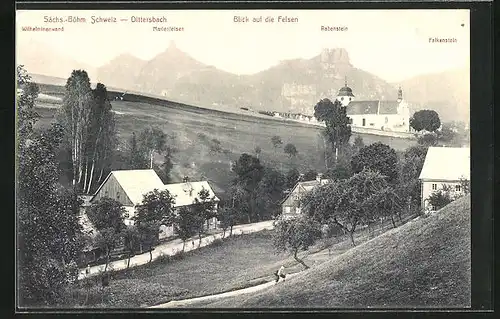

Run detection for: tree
[[87, 197, 127, 233], [272, 216, 322, 269], [87, 197, 127, 272], [122, 225, 140, 269], [417, 133, 439, 147], [352, 135, 365, 153], [58, 70, 94, 189], [232, 153, 264, 188], [427, 188, 453, 211], [191, 188, 217, 246], [324, 158, 353, 180], [138, 127, 167, 169], [303, 169, 318, 181], [351, 142, 399, 184], [254, 145, 262, 159], [458, 177, 470, 195], [271, 135, 283, 152], [397, 145, 428, 214], [82, 83, 116, 194], [156, 133, 177, 184], [285, 168, 300, 190], [136, 221, 161, 263], [134, 189, 176, 255], [364, 186, 402, 228], [225, 183, 247, 226], [16, 65, 40, 146], [314, 98, 352, 162], [127, 132, 147, 169], [410, 109, 441, 132], [217, 205, 238, 238], [173, 207, 199, 251], [302, 169, 388, 246], [209, 138, 222, 155], [255, 167, 286, 220], [284, 143, 298, 159], [134, 189, 176, 226], [17, 67, 83, 305]]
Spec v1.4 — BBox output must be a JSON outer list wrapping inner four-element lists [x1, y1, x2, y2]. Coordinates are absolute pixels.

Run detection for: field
[[33, 86, 417, 193], [201, 195, 471, 308], [66, 231, 289, 307], [65, 207, 418, 308]]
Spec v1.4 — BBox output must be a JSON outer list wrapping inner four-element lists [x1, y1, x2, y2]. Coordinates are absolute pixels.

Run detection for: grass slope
[[33, 92, 416, 192], [205, 195, 471, 308], [67, 231, 302, 308]]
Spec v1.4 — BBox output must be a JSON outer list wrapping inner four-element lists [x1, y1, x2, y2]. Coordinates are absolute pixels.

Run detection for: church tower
[[336, 76, 355, 107], [397, 86, 403, 103]]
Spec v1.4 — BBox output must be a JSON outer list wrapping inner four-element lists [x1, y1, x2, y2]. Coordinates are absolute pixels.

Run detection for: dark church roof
[[347, 101, 379, 115], [338, 86, 355, 97], [378, 101, 400, 114], [347, 100, 401, 115]]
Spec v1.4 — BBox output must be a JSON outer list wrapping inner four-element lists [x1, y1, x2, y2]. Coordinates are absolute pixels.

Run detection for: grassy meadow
[[65, 206, 418, 308], [202, 195, 471, 308], [33, 85, 417, 193]]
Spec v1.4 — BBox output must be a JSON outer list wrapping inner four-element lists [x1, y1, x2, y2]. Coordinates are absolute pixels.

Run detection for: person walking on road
[[274, 265, 286, 284]]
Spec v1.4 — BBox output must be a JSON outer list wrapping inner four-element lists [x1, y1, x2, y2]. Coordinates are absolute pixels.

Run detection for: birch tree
[[138, 127, 167, 169], [83, 83, 116, 194]]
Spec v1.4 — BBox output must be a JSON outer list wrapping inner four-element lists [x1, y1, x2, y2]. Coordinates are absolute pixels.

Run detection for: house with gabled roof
[[335, 77, 411, 133], [281, 174, 332, 219], [418, 147, 470, 212], [89, 169, 220, 233]]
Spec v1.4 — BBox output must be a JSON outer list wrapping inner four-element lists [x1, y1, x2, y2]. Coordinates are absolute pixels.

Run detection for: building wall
[[349, 114, 409, 132], [92, 174, 134, 207], [281, 186, 304, 217], [421, 180, 466, 211]]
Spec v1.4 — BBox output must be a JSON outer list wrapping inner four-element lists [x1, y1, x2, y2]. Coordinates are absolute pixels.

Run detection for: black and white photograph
[[15, 8, 472, 309]]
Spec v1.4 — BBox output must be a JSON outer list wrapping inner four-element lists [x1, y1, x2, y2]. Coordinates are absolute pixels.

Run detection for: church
[[335, 79, 411, 133]]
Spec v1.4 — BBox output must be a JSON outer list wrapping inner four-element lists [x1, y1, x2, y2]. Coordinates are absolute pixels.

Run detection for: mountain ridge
[[19, 41, 469, 122]]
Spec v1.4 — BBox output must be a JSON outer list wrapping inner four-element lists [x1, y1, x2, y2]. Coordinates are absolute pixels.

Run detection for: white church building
[[335, 79, 411, 133]]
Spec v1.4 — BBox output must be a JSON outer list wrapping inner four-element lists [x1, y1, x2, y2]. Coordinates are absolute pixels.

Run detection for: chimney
[[316, 173, 323, 182]]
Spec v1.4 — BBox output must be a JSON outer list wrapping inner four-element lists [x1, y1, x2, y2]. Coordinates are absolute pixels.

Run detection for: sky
[[16, 9, 470, 83]]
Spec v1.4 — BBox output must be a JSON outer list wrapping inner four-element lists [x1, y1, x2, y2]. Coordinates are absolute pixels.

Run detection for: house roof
[[419, 147, 470, 181], [347, 101, 380, 115], [160, 181, 220, 208], [378, 101, 400, 114], [92, 169, 165, 205], [347, 100, 401, 115], [92, 169, 220, 208]]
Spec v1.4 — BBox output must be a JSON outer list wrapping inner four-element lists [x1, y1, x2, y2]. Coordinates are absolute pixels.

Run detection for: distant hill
[[204, 195, 471, 308], [397, 68, 469, 123], [95, 53, 147, 92]]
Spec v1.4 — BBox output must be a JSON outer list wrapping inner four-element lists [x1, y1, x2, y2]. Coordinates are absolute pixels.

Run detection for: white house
[[335, 78, 411, 133], [89, 169, 220, 237], [418, 147, 470, 212]]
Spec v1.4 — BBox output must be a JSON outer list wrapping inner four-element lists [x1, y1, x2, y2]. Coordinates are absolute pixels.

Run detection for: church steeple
[[336, 75, 354, 107], [397, 86, 403, 102]]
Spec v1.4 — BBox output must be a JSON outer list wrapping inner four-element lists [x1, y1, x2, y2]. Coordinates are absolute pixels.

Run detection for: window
[[349, 97, 352, 101], [341, 97, 344, 101], [432, 183, 437, 190], [116, 192, 121, 200], [455, 184, 461, 192]]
